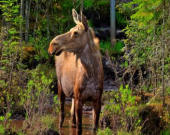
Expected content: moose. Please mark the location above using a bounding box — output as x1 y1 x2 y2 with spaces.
48 9 103 134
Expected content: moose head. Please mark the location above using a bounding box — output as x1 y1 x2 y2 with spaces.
48 9 89 56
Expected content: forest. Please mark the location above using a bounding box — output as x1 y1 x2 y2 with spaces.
0 0 170 135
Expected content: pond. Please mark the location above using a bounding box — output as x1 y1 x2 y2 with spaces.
9 103 95 135
56 103 94 135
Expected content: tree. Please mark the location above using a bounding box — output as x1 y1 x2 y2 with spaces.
0 0 24 127
25 0 31 43
80 0 84 13
19 0 24 42
110 0 116 47
123 0 170 106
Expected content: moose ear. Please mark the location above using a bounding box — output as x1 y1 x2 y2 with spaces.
81 12 88 31
72 9 81 24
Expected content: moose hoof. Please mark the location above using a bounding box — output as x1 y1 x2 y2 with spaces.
93 126 98 131
76 128 82 135
72 123 76 128
59 123 62 128
59 120 64 127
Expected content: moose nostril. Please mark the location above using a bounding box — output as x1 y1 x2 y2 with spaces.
48 39 59 55
51 51 56 55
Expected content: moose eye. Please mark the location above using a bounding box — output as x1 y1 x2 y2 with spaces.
74 31 79 36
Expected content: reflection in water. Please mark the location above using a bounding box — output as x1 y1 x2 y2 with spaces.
57 104 94 135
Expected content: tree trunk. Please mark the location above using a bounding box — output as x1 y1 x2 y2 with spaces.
80 0 83 13
110 0 116 47
162 0 165 107
73 0 75 8
46 0 52 39
33 0 39 39
25 0 31 44
19 0 24 42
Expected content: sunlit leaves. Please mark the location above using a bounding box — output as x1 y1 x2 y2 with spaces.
101 85 139 131
124 0 162 33
0 124 5 134
18 70 59 131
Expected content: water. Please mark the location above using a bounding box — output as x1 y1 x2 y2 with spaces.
9 103 95 135
56 104 94 135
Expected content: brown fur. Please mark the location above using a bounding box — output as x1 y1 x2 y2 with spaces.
48 9 103 134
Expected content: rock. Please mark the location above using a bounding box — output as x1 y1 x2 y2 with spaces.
83 105 93 111
45 129 59 135
94 28 126 40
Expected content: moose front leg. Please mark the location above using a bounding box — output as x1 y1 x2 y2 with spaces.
58 84 65 127
75 97 83 135
93 98 101 131
70 98 76 127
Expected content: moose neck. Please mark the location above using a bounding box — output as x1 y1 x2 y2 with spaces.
75 28 100 77
78 42 99 77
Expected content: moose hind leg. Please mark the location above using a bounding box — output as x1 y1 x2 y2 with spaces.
93 99 101 131
70 98 76 127
58 84 65 127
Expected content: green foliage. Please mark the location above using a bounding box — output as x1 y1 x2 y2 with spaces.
116 11 127 28
113 41 124 54
117 129 142 135
26 115 58 135
0 116 5 134
96 0 110 6
100 40 113 55
101 85 141 133
19 70 59 133
122 0 170 94
127 0 162 33
0 0 23 69
35 62 56 80
29 35 50 62
100 40 124 55
0 113 12 134
84 0 94 9
39 115 56 130
0 0 25 126
105 85 137 116
19 70 59 115
161 128 170 135
117 3 133 18
97 127 113 135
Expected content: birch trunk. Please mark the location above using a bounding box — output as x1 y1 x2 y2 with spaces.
110 0 116 47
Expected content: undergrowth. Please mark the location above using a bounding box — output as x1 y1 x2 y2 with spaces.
100 40 124 56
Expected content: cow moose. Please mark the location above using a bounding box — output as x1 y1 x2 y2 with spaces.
48 9 103 134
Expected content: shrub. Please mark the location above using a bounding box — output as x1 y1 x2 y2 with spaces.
97 127 113 135
19 70 59 134
29 35 50 63
100 85 141 134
